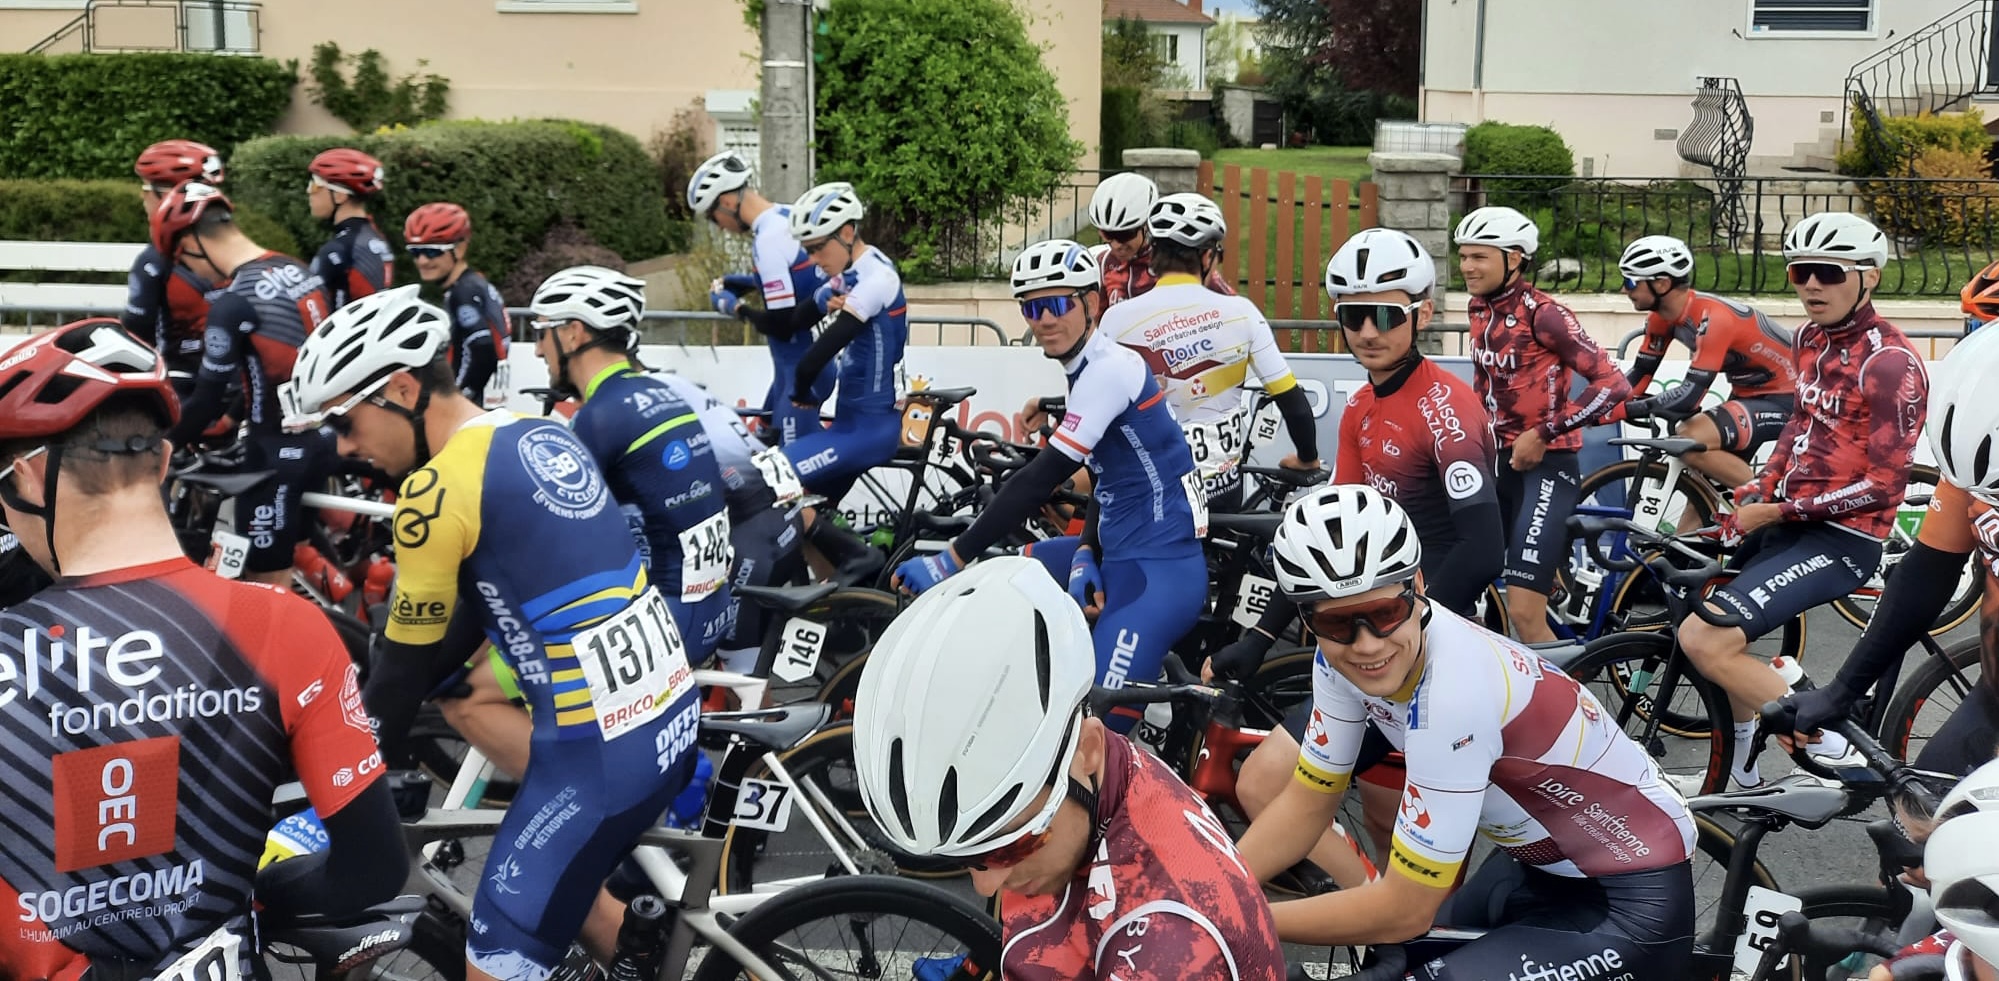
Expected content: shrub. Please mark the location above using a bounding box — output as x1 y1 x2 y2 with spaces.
228 119 676 288
0 53 295 180
499 222 627 304
1462 121 1575 208
306 42 449 132
0 179 299 283
1859 145 1999 246
815 0 1084 277
1164 120 1222 159
1838 108 1991 178
1100 87 1149 169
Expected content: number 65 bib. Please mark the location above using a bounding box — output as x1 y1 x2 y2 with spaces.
573 588 696 741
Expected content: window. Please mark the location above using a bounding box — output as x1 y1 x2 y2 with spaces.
496 0 638 13
1748 0 1871 34
1151 32 1179 62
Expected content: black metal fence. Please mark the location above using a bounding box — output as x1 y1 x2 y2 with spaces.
1454 173 1999 296
864 171 1104 282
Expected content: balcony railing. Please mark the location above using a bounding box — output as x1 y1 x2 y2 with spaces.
28 0 260 55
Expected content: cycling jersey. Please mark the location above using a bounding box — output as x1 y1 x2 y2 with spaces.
120 246 216 379
1919 481 1999 709
1627 291 1796 407
656 372 781 519
1746 303 1927 541
1467 281 1629 451
784 247 908 501
383 410 700 979
1297 606 1695 883
572 364 736 662
1099 247 1234 307
1098 273 1301 495
310 216 393 311
998 732 1285 980
750 206 835 443
0 524 49 607
0 558 382 980
444 270 510 409
169 252 329 444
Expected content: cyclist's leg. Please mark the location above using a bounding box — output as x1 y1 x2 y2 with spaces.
1500 449 1581 643
236 429 335 586
1092 553 1207 732
1913 681 1999 777
718 508 804 674
790 409 898 575
1428 859 1694 981
439 652 533 780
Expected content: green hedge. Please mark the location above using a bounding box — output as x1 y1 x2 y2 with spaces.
0 179 300 280
1463 121 1575 208
0 53 295 180
227 119 678 288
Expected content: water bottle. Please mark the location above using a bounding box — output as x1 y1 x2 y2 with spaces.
665 753 714 830
605 895 671 981
1771 656 1810 691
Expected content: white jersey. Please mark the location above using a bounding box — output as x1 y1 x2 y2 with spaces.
1296 607 1695 883
751 206 803 311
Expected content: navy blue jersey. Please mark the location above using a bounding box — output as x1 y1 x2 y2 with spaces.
821 247 909 413
656 372 779 519
170 253 329 444
1047 331 1204 562
309 217 393 311
120 245 216 372
443 271 509 407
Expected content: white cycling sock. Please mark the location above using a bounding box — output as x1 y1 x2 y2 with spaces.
1809 729 1852 760
1731 720 1762 788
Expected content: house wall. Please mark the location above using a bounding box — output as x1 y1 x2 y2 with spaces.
1152 21 1206 91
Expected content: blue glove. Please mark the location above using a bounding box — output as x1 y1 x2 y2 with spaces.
720 273 761 296
812 281 838 313
895 549 961 595
709 285 743 318
1067 547 1103 608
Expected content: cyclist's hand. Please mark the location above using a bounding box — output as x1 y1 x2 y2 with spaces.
719 273 761 296
1278 452 1322 473
1209 630 1275 682
1018 396 1050 437
1700 512 1747 548
892 548 961 596
708 282 743 318
1621 397 1653 422
1067 547 1105 610
1731 482 1766 505
1509 429 1548 470
812 281 837 313
1735 502 1783 534
1774 684 1857 753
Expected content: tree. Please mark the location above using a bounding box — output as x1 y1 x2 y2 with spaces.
1254 0 1420 144
1205 15 1259 89
1103 14 1167 91
815 0 1083 275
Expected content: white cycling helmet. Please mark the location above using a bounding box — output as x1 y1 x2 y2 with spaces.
1619 235 1695 281
1782 211 1889 269
1935 758 1999 822
1324 227 1435 298
790 182 866 242
1271 484 1424 603
1011 239 1100 297
1454 206 1540 257
853 556 1097 857
1927 323 1999 501
686 150 753 217
1148 192 1227 249
531 265 647 333
284 285 450 430
1926 810 1999 967
1089 173 1158 233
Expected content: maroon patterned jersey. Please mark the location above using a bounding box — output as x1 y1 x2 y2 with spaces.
1100 247 1235 308
998 734 1283 980
1335 357 1499 559
1751 304 1926 540
1467 282 1630 450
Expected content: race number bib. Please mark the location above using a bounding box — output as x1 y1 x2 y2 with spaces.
1251 401 1282 445
1230 574 1278 629
208 530 250 580
1733 886 1803 976
730 777 796 832
574 588 695 742
156 927 245 981
752 447 805 505
1182 470 1210 539
1182 404 1251 482
772 618 826 683
485 360 511 409
677 512 733 601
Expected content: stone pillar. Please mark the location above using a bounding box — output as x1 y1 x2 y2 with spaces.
1120 147 1203 193
1368 151 1461 354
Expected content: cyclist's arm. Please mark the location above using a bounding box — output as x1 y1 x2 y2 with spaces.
741 301 820 341
578 399 713 553
1424 387 1504 614
120 249 168 349
165 292 251 447
252 779 405 924
1823 490 1975 701
792 309 863 400
1643 368 1719 419
363 464 478 764
1529 303 1632 439
1091 909 1247 981
452 299 500 401
1333 397 1363 484
1238 659 1364 880
1243 306 1318 464
1625 349 1665 394
350 236 390 300
949 361 1132 560
1777 348 1925 522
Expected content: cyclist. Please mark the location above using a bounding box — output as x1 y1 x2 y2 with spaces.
0 318 404 980
856 556 1286 979
1235 484 1695 977
1097 192 1321 512
1920 811 1999 981
0 520 47 606
406 202 510 408
530 266 735 667
153 181 333 588
1207 228 1503 877
1685 211 1926 790
1617 234 1796 492
306 147 393 310
1088 172 1233 307
1779 315 1996 778
891 241 1207 734
126 139 226 386
686 150 834 444
1457 205 1631 643
285 287 701 980
779 181 907 579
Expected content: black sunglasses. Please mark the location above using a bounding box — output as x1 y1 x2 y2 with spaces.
1333 302 1420 332
407 244 454 258
1787 261 1859 286
1100 226 1141 245
1306 584 1420 644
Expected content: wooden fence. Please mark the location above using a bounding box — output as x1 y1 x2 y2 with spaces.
1198 160 1380 353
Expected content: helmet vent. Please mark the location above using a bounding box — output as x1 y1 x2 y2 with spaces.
937 767 960 844
1941 407 1959 472
963 783 1024 845
1978 434 1993 485
886 738 915 839
1033 612 1052 710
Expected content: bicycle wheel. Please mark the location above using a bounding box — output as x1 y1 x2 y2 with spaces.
1788 884 1904 981
1880 637 1983 765
690 875 1003 981
767 588 903 710
261 907 466 981
718 722 964 896
1567 631 1731 795
1576 457 1726 538
1238 648 1317 729
1832 464 1978 636
1602 570 1806 739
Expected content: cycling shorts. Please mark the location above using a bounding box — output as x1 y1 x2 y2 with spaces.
1703 395 1794 456
768 357 838 447
1407 853 1694 981
786 406 902 505
1915 682 1999 777
238 429 338 574
668 588 735 669
1496 449 1580 594
1024 536 1206 735
468 698 699 981
723 507 807 651
1705 522 1880 640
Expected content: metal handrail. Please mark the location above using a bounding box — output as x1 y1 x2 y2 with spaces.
26 0 261 55
1841 0 1993 171
1677 77 1754 243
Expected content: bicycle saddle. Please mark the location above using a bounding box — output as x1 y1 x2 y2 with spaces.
1609 436 1706 458
1686 774 1846 827
907 386 977 408
911 512 973 538
700 702 831 752
1209 512 1283 540
174 469 276 497
1526 640 1586 671
264 894 423 972
734 582 839 614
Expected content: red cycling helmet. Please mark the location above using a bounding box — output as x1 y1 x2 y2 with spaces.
309 147 386 196
135 139 224 188
1964 259 1999 323
404 203 471 245
149 182 232 257
0 319 180 442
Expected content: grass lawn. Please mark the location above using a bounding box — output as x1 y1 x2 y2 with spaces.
1211 146 1374 186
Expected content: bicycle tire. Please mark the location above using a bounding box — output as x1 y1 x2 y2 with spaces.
1576 457 1726 538
1831 464 1978 636
1787 884 1904 981
690 874 1003 981
718 721 963 896
1879 637 1983 765
1568 631 1732 796
1690 813 1780 954
766 588 903 710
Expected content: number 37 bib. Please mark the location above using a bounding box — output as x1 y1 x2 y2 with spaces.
573 588 696 741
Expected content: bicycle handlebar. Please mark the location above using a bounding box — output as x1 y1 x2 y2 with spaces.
1757 700 1947 813
1565 514 1746 629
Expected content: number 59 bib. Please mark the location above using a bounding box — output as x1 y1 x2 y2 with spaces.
573 588 696 741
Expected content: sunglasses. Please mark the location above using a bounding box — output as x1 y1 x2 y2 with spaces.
1786 261 1861 286
1019 293 1084 322
0 445 50 486
803 237 843 256
320 376 395 436
1333 301 1420 332
407 244 455 259
1100 226 1141 245
1306 583 1420 644
1620 276 1639 291
528 317 573 336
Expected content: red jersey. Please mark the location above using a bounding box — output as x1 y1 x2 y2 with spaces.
309 216 393 311
1100 247 1235 308
1336 356 1499 566
0 558 382 981
1750 304 1926 541
999 734 1283 980
1628 292 1796 408
1466 282 1630 451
